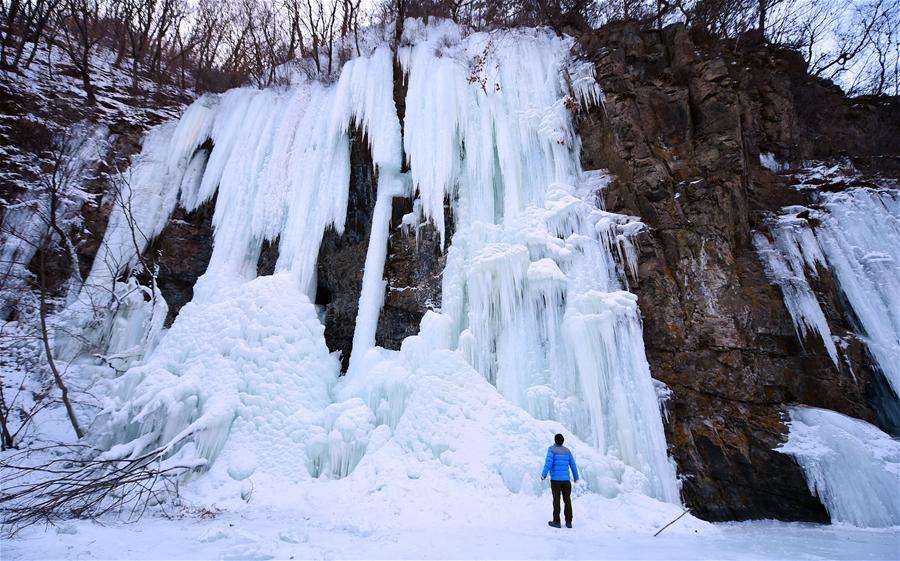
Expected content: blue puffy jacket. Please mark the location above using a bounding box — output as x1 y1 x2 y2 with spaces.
541 444 579 482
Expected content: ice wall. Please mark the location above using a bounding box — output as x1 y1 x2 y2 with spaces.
757 187 900 396
397 22 678 503
81 20 679 504
779 406 900 527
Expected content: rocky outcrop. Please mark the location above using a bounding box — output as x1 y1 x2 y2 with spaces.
375 201 445 350
578 23 898 521
141 196 216 326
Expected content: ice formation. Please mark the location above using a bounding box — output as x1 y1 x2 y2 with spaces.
756 187 900 396
779 406 900 527
71 20 679 506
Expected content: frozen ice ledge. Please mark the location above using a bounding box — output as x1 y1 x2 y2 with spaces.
779 406 900 528
63 20 683 507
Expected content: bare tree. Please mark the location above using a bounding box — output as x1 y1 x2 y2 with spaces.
0 0 60 70
54 0 106 105
0 443 195 534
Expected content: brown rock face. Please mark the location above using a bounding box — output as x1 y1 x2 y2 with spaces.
577 23 898 521
141 195 216 326
375 201 445 350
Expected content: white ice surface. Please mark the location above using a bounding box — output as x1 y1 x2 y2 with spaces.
779 406 900 528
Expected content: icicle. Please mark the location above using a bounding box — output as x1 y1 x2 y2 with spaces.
757 188 900 392
347 172 405 375
753 228 840 365
813 188 900 395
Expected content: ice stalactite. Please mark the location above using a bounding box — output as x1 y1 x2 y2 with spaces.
339 46 406 374
779 406 900 527
753 222 839 365
347 178 403 374
757 187 900 396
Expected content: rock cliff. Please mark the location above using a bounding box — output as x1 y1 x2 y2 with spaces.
577 23 899 521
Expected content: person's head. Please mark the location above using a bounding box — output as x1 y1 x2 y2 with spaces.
554 433 564 446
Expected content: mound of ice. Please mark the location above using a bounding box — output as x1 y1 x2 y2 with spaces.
779 406 900 528
94 273 340 479
333 312 655 499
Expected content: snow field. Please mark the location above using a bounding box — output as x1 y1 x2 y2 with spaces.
6 504 899 561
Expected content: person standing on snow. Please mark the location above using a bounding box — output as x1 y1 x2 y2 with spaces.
541 433 579 528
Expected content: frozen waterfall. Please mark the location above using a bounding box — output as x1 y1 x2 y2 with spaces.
756 185 900 397
74 20 679 505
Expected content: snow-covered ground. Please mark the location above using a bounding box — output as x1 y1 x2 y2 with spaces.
4 503 898 560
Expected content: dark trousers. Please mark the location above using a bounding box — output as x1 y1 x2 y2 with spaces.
550 480 573 524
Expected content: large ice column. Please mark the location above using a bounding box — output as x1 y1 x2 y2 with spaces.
272 82 351 296
337 46 406 373
348 174 403 374
563 291 680 503
401 23 679 503
779 406 900 527
757 188 900 395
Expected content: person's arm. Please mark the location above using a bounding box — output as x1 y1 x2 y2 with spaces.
541 448 553 479
569 453 579 482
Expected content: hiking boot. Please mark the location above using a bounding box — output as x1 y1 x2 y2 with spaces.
548 521 561 528
565 522 572 528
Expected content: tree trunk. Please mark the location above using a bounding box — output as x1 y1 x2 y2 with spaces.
758 0 767 41
38 240 84 440
0 386 14 450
